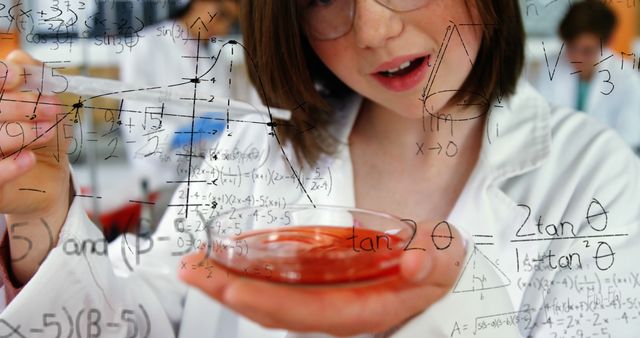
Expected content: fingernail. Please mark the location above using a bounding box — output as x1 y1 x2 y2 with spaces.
414 257 432 282
15 152 35 170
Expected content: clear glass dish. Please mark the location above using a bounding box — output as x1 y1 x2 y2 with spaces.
201 205 415 284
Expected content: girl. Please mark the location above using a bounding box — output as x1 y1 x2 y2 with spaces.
0 0 638 337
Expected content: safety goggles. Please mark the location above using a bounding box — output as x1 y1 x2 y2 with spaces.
298 0 431 40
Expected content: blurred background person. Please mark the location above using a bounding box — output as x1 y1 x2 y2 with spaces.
531 0 640 154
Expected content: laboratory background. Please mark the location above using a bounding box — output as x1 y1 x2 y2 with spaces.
0 0 638 336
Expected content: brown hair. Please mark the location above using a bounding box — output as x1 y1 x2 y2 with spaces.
240 0 524 166
559 0 617 43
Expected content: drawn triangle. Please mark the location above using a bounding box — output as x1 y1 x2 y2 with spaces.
452 245 511 293
421 23 489 121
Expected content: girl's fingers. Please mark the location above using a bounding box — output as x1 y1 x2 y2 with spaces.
6 50 41 66
0 92 62 122
400 221 466 286
178 251 239 299
0 121 57 155
400 246 433 283
1 50 41 91
181 255 449 336
0 151 35 186
0 61 23 90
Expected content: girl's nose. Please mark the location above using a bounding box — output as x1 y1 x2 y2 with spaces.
352 0 403 49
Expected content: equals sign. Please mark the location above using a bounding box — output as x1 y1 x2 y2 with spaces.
473 234 494 246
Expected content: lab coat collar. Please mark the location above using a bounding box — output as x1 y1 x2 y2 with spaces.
330 79 552 184
480 80 552 182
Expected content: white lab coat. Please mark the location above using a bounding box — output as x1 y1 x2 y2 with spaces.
0 81 638 337
531 49 640 151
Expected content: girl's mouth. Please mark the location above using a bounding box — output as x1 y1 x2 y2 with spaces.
378 56 427 77
372 55 431 92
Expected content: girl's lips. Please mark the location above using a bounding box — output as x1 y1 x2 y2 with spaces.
371 55 431 92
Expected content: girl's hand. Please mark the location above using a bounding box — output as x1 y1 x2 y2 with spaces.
179 220 466 336
0 50 71 283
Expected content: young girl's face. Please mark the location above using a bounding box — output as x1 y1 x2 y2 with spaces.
304 0 483 119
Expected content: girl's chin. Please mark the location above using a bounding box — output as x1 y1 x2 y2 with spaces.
395 110 426 120
392 102 441 119
365 93 444 119
363 99 427 119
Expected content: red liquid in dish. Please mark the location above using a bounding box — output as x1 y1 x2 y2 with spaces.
212 226 405 284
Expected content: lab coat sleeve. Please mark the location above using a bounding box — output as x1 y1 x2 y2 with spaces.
391 118 640 338
527 223 640 337
526 134 640 337
0 170 200 337
0 112 267 337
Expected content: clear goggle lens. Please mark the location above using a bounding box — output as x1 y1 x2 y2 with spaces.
299 0 431 40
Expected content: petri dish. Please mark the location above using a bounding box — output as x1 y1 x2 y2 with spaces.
201 205 415 284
